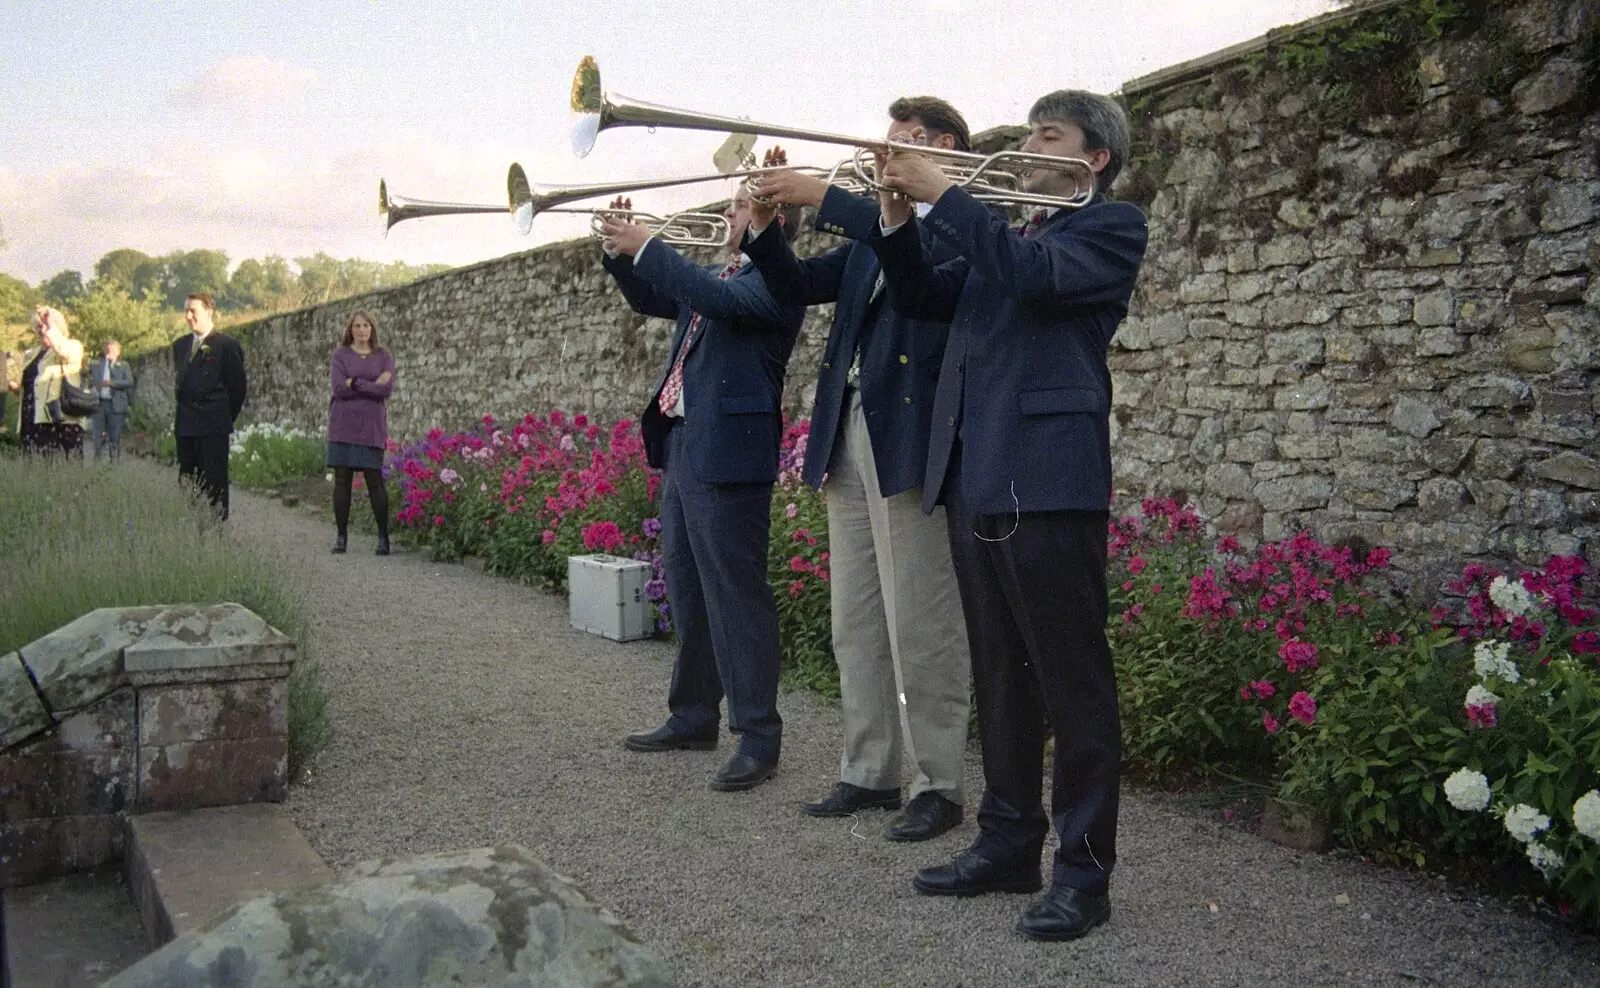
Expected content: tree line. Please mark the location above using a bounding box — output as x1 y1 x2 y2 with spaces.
0 248 451 358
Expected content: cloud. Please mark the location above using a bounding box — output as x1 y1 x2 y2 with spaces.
170 55 318 113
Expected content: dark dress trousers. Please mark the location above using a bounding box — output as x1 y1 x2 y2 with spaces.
871 188 1149 893
743 187 955 496
171 332 248 519
602 241 805 763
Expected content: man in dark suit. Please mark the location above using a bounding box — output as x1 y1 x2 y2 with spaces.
870 91 1148 941
600 188 806 792
88 339 135 461
171 292 247 519
739 98 973 842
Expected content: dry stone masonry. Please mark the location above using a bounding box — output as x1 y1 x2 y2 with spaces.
133 0 1598 595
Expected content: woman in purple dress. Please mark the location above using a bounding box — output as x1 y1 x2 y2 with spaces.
327 310 395 555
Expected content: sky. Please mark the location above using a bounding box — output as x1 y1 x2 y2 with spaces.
0 0 1338 285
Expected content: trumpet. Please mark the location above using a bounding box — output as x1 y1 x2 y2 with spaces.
378 179 505 237
377 176 729 247
569 56 1095 209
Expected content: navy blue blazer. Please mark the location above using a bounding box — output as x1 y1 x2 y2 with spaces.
602 242 805 485
870 187 1148 516
744 187 955 498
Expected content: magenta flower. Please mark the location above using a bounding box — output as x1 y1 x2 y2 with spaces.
1262 712 1281 735
1250 680 1277 699
541 530 556 544
1288 691 1317 725
1129 556 1147 575
1279 638 1319 674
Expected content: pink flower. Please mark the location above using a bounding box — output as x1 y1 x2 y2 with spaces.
1574 631 1599 655
573 413 588 427
1129 556 1147 575
1251 680 1277 699
785 502 799 519
433 515 445 527
542 530 556 544
1122 581 1134 592
1466 704 1497 729
1279 638 1319 674
1288 691 1317 725
1239 685 1252 700
1218 536 1240 553
790 556 810 573
788 580 805 598
1365 547 1392 569
1151 583 1162 595
1262 712 1281 734
581 521 625 552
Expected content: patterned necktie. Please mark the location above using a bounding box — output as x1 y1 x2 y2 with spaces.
1021 208 1049 237
658 258 741 414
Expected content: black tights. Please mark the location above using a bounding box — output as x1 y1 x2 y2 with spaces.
333 467 389 538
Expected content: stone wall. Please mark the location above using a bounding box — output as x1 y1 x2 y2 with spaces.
1109 0 1597 587
133 0 1599 587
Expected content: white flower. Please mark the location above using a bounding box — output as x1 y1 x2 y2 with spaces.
1575 791 1600 843
1465 684 1500 708
1503 804 1551 844
1488 575 1536 617
1443 768 1492 812
229 444 244 455
1526 841 1564 878
1472 640 1521 684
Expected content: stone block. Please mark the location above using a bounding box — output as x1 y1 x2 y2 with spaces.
1205 463 1255 501
1512 57 1585 115
1452 376 1533 410
1540 182 1599 232
1274 379 1330 411
1390 397 1442 439
1276 435 1341 460
0 814 125 889
1466 478 1517 519
138 679 287 747
1227 273 1271 303
108 845 672 988
1471 440 1525 480
1412 290 1455 327
1264 296 1335 327
1336 464 1416 511
1259 235 1312 268
136 737 288 813
125 804 334 944
0 689 136 820
1411 245 1463 267
1 651 49 748
1113 316 1151 350
1254 475 1333 512
1532 451 1600 490
1148 312 1190 347
1417 327 1465 356
1264 329 1326 366
1524 231 1592 278
1226 431 1279 464
1417 478 1468 521
1420 436 1474 474
1511 489 1568 527
1178 273 1228 304
16 606 165 714
122 603 295 675
1217 501 1264 538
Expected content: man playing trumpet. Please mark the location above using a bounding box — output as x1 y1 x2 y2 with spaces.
865 91 1148 941
599 188 805 793
741 98 975 844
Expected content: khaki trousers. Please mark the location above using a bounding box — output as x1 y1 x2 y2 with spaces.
826 389 971 801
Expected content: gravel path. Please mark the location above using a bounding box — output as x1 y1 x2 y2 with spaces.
232 490 1600 987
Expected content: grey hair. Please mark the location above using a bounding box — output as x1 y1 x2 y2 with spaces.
1028 90 1131 193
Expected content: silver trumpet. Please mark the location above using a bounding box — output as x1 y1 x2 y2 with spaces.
569 56 1096 209
378 174 730 247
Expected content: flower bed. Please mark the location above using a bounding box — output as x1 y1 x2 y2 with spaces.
1111 497 1598 924
385 411 1599 925
384 412 836 692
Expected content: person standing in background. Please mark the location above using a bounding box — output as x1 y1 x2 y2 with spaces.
1 349 13 433
327 310 395 556
88 339 134 462
172 293 247 519
18 306 86 456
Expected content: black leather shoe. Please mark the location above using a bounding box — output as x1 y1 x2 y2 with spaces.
710 753 776 792
374 536 390 556
331 535 347 554
801 782 902 817
623 724 717 752
912 846 1042 897
886 791 964 842
1017 884 1111 942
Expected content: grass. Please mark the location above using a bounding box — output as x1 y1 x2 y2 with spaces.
0 453 332 777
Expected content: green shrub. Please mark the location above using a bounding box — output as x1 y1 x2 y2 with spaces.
229 422 325 490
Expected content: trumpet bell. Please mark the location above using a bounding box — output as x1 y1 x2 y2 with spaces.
508 163 536 235
570 56 604 157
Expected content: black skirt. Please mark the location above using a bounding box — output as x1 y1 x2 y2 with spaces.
326 441 385 470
